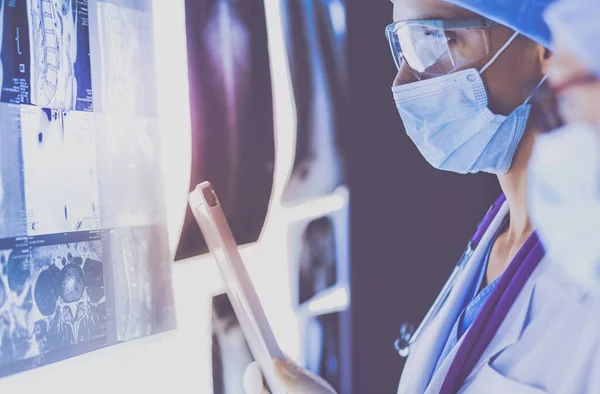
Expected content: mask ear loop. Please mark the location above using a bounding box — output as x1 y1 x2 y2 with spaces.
524 74 550 105
479 31 520 75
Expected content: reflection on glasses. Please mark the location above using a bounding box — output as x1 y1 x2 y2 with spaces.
385 18 497 80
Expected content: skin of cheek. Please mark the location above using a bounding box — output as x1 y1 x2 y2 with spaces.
480 30 546 117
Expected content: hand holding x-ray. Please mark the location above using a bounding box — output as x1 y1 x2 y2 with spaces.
243 358 338 394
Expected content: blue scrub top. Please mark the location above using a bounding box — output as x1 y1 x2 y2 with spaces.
434 219 508 372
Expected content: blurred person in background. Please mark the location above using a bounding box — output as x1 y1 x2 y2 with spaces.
528 0 600 296
245 0 600 393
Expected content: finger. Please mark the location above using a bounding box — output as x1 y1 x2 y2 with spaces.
274 358 337 394
243 362 269 394
273 358 300 386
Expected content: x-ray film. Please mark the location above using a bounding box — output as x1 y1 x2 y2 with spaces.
0 0 176 379
0 232 109 378
0 0 93 111
176 0 275 260
20 106 100 236
89 0 157 116
103 226 175 343
212 293 267 394
0 104 26 239
288 198 350 309
98 0 150 11
282 0 348 204
304 313 341 393
95 115 165 228
297 217 338 305
0 241 33 370
29 234 106 353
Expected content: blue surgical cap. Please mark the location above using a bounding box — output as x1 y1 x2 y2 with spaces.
443 0 557 48
545 0 600 77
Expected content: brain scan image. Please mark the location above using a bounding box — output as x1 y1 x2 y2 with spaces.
89 1 157 116
0 247 34 368
95 115 165 229
104 226 175 343
30 241 106 354
0 104 26 239
20 106 100 236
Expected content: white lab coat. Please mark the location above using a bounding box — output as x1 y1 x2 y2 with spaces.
398 200 600 393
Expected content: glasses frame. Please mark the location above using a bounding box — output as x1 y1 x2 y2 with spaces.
385 18 499 71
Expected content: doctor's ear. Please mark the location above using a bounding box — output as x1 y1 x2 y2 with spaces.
541 48 553 74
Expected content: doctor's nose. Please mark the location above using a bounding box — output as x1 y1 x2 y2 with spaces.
393 60 418 87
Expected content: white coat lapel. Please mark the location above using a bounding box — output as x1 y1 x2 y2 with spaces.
398 202 510 394
428 281 535 393
463 262 540 384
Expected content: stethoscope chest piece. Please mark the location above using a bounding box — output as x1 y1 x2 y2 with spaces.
393 242 475 359
394 323 416 358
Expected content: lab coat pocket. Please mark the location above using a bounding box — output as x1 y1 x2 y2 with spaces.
459 361 547 394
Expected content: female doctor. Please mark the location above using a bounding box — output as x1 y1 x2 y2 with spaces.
245 0 600 393
528 0 600 297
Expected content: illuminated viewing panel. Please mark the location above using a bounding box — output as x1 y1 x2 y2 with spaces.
0 0 176 378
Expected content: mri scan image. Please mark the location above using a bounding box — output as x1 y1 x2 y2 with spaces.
177 0 275 260
0 234 107 376
95 115 165 229
0 104 26 239
0 0 31 105
30 238 106 354
89 0 157 116
282 0 348 204
103 226 175 343
0 0 93 111
0 244 33 369
20 106 100 236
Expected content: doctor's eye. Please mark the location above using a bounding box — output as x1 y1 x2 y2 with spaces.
444 31 457 44
423 28 446 41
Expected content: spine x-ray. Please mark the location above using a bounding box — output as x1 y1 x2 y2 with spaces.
0 0 93 111
0 0 176 379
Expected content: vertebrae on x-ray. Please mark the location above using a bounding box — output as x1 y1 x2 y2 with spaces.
29 0 78 109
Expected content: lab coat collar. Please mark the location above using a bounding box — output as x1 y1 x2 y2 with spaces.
398 199 510 394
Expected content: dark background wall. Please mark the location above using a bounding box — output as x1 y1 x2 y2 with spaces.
344 2 502 393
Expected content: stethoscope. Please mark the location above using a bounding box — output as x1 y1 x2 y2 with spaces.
394 241 475 358
393 194 508 358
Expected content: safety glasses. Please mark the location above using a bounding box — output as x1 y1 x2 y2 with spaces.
385 18 498 80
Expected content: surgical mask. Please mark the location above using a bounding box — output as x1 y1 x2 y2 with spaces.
528 123 600 295
392 32 542 175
